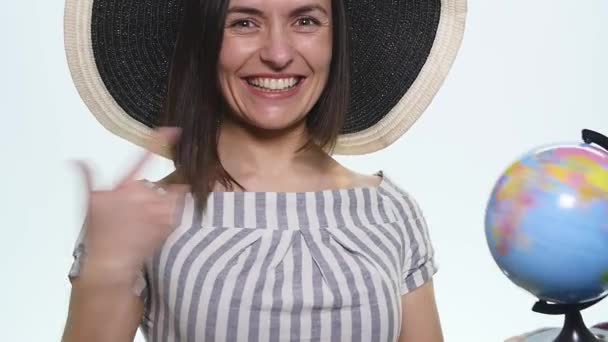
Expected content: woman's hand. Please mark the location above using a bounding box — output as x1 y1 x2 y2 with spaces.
62 127 188 342
75 127 188 280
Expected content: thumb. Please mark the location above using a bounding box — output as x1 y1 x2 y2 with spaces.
72 160 94 192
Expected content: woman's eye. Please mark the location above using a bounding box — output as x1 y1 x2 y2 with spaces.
230 19 256 29
296 17 320 26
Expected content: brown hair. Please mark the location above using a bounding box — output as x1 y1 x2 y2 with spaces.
161 0 351 212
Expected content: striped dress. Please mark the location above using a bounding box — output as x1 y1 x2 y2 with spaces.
69 172 437 342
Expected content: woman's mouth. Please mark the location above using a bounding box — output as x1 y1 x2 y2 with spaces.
241 76 306 100
245 76 304 92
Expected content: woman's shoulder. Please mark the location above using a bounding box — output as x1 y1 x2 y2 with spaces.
330 166 425 222
373 171 427 223
325 160 381 189
342 170 384 189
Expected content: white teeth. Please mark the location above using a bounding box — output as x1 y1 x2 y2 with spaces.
247 77 300 91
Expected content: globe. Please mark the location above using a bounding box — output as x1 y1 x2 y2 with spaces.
485 141 608 305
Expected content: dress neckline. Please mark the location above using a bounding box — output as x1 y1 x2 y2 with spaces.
207 170 386 196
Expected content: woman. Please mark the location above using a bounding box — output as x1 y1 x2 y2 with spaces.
61 0 466 341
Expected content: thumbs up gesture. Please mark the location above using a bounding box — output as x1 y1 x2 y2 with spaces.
74 127 188 279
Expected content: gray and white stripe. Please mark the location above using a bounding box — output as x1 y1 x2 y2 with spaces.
69 172 437 342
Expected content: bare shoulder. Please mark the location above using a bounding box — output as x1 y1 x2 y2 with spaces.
350 172 383 188
330 163 382 189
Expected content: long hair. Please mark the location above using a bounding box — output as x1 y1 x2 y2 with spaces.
161 0 351 212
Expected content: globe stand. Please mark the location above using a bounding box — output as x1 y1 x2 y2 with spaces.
531 295 607 342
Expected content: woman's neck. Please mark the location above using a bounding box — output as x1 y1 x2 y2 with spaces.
217 118 335 190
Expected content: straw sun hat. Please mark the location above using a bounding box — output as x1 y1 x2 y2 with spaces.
64 0 466 157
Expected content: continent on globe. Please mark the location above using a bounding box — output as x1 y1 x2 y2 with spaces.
485 139 608 305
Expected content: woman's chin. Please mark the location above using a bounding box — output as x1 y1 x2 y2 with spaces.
243 114 306 133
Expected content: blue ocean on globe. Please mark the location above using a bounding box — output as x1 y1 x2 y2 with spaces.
485 143 608 304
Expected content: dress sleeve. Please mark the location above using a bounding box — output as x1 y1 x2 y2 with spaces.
68 220 149 300
379 175 438 295
398 197 437 295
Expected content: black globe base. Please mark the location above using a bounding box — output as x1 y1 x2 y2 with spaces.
532 295 607 342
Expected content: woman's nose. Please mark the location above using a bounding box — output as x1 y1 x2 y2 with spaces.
259 28 294 71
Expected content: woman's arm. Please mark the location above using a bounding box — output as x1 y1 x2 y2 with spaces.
61 263 144 342
398 280 444 342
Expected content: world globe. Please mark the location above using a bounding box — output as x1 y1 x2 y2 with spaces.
485 137 608 305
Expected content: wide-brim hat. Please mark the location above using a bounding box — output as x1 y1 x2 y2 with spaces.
64 0 466 157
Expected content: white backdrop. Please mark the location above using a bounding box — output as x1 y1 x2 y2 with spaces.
1 0 606 341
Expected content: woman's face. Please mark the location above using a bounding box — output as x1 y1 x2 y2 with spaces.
218 0 333 131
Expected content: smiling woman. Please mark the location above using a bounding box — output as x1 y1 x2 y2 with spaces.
159 0 351 205
219 1 334 130
61 0 466 341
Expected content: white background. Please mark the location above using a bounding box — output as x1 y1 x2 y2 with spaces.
1 0 606 341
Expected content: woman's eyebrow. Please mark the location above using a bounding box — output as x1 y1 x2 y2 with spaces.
291 4 328 17
226 4 328 17
226 6 263 16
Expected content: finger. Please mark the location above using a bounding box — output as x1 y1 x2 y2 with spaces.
166 184 190 213
117 150 154 187
118 127 182 186
166 184 191 196
72 160 94 192
159 185 190 224
145 203 180 227
148 126 182 155
137 181 182 200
